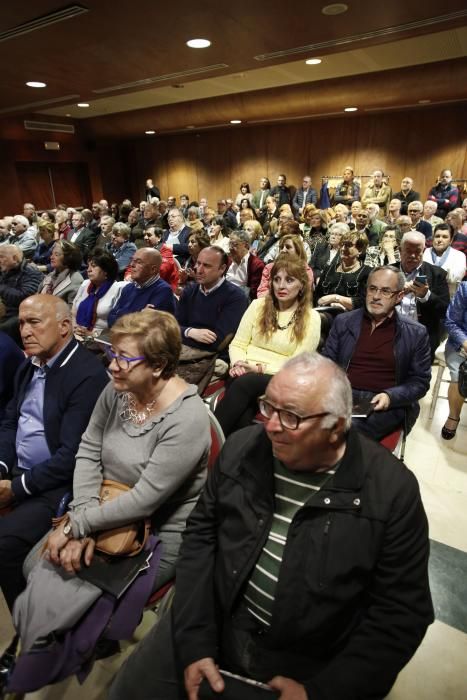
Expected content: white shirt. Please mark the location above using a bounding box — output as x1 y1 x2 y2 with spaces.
226 253 249 288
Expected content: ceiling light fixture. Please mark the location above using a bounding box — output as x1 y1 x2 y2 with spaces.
186 38 211 49
418 99 431 104
344 107 358 112
230 120 242 124
26 81 46 88
305 58 322 65
322 3 348 15
77 102 89 107
145 130 155 135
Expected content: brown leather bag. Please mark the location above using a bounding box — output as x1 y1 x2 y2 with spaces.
94 479 150 557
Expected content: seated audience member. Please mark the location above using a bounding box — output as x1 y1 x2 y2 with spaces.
332 203 350 224
422 200 444 231
0 218 12 243
94 215 115 249
396 232 450 360
361 169 392 216
23 202 38 231
176 246 248 356
238 207 256 229
11 310 210 672
226 230 265 300
69 211 97 260
423 223 466 296
142 202 160 230
0 246 43 339
38 240 83 306
234 182 254 208
72 250 128 339
383 198 402 225
0 331 25 421
186 205 202 229
292 175 318 216
108 222 137 277
324 266 431 440
203 207 216 229
393 177 420 214
349 199 362 228
216 199 237 231
251 177 271 218
310 222 348 283
262 218 310 264
244 218 265 251
110 352 433 700
178 231 211 294
162 208 192 264
55 209 72 241
0 295 108 610
407 201 432 240
215 255 321 436
441 282 467 439
8 215 37 258
300 204 327 243
269 173 291 207
127 207 144 245
364 225 402 268
446 208 467 259
179 194 190 218
396 214 412 236
31 221 56 273
258 234 314 297
208 215 231 253
365 203 387 243
142 226 179 291
333 166 360 207
428 169 459 219
314 231 371 310
108 248 175 327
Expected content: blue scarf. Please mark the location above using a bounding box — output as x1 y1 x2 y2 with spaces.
430 246 451 269
76 281 113 330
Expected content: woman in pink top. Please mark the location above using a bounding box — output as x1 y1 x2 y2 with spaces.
257 234 314 297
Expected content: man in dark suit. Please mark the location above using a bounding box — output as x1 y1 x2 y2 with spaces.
269 174 291 208
397 232 450 359
162 208 192 264
226 230 265 300
0 295 109 609
69 211 98 260
393 177 420 215
292 175 318 217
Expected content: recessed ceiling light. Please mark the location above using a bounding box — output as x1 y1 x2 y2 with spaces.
186 125 195 129
145 130 155 135
26 81 46 88
305 58 322 65
66 113 71 117
322 3 348 15
186 38 211 49
418 99 431 104
344 107 358 112
230 120 242 124
77 102 89 108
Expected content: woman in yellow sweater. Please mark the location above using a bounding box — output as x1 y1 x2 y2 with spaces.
215 254 321 436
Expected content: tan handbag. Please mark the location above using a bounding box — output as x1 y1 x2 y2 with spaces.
94 479 151 557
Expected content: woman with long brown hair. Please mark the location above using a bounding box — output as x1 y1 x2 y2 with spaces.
215 254 321 436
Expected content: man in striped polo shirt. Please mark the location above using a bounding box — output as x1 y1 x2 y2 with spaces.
110 353 433 700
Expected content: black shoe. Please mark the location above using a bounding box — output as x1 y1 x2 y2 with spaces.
441 417 460 440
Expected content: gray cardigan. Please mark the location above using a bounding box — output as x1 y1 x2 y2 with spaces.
68 383 210 575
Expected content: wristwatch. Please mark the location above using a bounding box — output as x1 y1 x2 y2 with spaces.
63 519 73 538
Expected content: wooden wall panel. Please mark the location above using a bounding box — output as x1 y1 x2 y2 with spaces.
228 126 269 201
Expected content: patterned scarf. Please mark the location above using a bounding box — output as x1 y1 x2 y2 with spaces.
76 280 113 330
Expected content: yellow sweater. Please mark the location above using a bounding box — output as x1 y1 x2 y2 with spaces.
229 298 321 375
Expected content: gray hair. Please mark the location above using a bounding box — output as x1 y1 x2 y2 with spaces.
101 215 116 227
232 230 251 245
368 265 406 291
329 222 350 237
13 214 29 227
401 231 426 249
0 244 23 261
282 352 353 431
112 222 130 239
407 200 423 212
188 206 200 218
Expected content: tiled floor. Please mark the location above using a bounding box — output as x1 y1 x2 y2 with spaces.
1 366 466 699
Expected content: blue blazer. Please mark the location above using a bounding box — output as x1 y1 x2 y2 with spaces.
0 339 109 501
162 226 192 263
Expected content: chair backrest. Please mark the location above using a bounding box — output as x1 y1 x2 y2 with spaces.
206 408 225 471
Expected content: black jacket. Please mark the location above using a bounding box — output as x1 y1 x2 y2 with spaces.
0 261 43 318
174 425 433 700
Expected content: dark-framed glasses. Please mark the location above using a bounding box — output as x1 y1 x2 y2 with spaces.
258 396 329 431
367 285 399 299
104 347 146 371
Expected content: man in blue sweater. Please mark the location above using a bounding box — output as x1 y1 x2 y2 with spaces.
176 246 248 355
108 248 175 327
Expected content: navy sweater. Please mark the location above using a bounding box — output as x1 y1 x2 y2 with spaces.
176 280 248 352
108 278 176 327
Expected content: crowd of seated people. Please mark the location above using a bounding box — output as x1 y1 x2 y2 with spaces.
0 166 465 695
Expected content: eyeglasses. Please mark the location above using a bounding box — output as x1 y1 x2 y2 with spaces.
104 347 146 371
258 396 329 431
367 285 399 298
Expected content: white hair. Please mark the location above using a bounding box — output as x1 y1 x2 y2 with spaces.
13 214 29 227
401 231 426 249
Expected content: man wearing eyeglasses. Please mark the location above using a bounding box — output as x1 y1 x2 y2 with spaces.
110 351 432 700
323 265 431 440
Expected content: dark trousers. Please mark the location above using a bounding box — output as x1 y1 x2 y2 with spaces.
351 389 407 442
0 482 68 610
214 373 272 437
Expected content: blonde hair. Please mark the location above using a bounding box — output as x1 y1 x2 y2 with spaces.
279 234 307 261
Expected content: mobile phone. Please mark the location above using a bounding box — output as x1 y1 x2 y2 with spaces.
219 669 274 691
414 274 427 286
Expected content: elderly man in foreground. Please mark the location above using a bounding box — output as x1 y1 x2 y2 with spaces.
0 295 109 609
110 352 433 700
